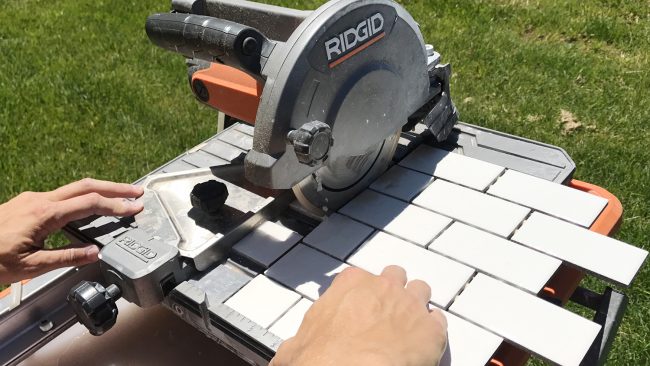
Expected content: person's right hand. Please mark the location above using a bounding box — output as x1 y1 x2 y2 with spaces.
270 265 448 366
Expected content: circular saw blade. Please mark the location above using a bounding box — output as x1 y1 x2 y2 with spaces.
293 131 400 215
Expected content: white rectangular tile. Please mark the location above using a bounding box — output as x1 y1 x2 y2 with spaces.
370 165 434 202
235 123 255 136
232 221 302 267
269 298 313 340
348 232 474 307
201 139 246 161
303 213 374 260
340 190 452 247
266 244 349 300
430 223 561 293
413 180 530 237
162 159 196 173
224 275 301 328
512 212 648 287
450 274 601 366
218 129 253 150
440 310 503 366
182 150 228 168
488 170 608 227
399 145 505 190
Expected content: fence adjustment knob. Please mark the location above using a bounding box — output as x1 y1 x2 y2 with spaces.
67 281 121 336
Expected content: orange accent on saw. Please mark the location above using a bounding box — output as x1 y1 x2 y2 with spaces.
489 179 623 366
192 63 263 124
328 32 385 69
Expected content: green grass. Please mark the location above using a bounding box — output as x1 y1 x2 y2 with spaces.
1 0 648 364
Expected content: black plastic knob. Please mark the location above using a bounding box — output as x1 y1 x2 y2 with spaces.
67 281 121 336
287 121 333 166
190 180 229 216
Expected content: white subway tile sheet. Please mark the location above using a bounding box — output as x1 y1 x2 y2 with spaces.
370 165 434 202
269 298 313 341
488 170 608 227
266 244 349 300
450 274 601 366
512 212 648 287
303 213 374 260
414 180 530 237
440 311 503 366
430 223 561 293
348 232 474 307
339 190 452 247
232 221 302 267
399 145 505 191
224 275 301 328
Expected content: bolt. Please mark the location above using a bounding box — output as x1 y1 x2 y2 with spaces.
242 37 258 56
39 319 54 333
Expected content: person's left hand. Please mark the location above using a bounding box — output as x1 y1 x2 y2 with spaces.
0 178 144 284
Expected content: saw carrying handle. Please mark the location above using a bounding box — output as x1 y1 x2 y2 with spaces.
146 13 274 78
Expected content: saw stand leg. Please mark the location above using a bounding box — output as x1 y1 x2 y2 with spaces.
569 286 628 366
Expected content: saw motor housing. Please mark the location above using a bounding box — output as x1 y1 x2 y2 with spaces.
146 0 458 205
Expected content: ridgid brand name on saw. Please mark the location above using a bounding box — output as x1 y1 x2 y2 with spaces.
324 13 384 67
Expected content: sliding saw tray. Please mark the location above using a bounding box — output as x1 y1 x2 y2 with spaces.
1 121 645 366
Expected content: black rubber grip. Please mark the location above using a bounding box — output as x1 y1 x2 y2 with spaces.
146 13 269 76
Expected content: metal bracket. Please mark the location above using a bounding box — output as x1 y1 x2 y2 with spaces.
0 264 102 366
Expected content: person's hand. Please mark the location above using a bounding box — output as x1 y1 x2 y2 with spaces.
271 265 448 366
0 178 144 284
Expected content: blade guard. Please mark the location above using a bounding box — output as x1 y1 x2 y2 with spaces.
146 0 434 191
245 0 432 189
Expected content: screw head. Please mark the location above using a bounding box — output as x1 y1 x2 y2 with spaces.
39 319 54 333
242 37 258 56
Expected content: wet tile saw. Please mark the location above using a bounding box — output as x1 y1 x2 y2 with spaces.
1 0 645 365
67 0 459 311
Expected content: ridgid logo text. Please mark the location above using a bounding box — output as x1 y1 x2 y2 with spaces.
115 235 157 262
324 13 385 68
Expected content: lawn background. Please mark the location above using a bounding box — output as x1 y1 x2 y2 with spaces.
1 0 648 364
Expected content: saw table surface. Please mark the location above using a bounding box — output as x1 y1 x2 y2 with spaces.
9 122 645 366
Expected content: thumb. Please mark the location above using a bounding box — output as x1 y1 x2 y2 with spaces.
26 245 100 277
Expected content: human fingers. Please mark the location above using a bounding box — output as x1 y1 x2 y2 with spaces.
328 266 369 292
380 265 408 286
46 193 143 230
47 178 143 201
405 279 431 305
430 308 449 358
430 307 448 330
20 245 99 278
